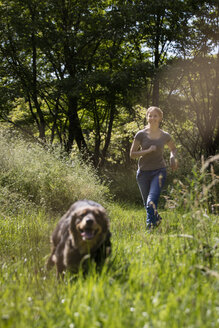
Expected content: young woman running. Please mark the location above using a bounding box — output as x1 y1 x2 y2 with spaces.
130 106 178 230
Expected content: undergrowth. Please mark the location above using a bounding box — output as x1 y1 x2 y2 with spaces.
0 205 218 328
0 129 109 214
0 131 218 327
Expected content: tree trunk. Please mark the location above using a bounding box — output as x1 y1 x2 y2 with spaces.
66 96 88 154
152 74 159 106
99 92 116 167
31 23 46 140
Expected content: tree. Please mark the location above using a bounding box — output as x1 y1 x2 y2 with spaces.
129 0 196 106
0 0 48 139
163 1 219 159
0 0 217 166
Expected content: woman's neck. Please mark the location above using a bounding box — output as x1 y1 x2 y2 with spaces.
147 124 160 132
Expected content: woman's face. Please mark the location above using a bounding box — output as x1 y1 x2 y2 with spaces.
147 109 162 125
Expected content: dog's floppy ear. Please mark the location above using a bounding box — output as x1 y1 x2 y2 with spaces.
69 210 81 232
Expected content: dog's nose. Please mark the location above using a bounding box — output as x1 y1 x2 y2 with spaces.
85 217 94 226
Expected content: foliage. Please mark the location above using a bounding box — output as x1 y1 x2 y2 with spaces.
165 156 219 214
0 0 148 162
162 54 219 159
0 128 109 214
0 203 218 328
0 0 218 166
0 129 219 327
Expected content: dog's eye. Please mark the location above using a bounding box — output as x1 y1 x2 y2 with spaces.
75 218 82 225
95 210 104 220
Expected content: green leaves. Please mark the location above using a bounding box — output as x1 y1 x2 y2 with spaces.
0 0 218 164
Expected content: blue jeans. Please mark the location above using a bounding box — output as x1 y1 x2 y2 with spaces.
136 168 167 228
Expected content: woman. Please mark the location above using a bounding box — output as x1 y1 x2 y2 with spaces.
130 106 177 230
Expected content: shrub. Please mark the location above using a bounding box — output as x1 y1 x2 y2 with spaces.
165 156 219 213
0 129 109 214
105 168 142 205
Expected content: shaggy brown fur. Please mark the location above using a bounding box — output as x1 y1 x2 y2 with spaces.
47 199 111 277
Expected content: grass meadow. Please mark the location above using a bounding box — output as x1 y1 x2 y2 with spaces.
0 130 219 327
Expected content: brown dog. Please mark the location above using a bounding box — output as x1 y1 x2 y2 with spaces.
47 199 111 277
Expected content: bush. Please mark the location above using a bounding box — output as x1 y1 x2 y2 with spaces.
0 129 109 214
165 157 219 214
104 168 142 205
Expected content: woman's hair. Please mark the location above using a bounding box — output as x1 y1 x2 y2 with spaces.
146 106 163 120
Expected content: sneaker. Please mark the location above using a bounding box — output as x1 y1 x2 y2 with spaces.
155 213 162 227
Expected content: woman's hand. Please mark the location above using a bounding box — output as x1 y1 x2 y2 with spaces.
170 155 178 170
148 145 157 152
130 139 157 159
167 139 178 170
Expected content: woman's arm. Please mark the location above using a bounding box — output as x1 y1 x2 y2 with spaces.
130 138 156 159
167 139 178 170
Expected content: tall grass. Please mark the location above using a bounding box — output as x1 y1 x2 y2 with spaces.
0 131 218 327
165 156 219 214
0 129 109 214
0 205 218 328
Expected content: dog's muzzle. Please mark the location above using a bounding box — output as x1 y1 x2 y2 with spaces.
78 216 100 241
